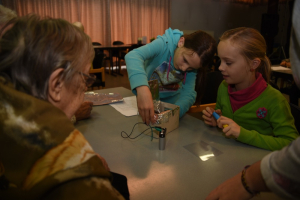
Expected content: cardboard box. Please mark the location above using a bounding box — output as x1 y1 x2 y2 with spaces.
148 79 179 134
154 101 180 134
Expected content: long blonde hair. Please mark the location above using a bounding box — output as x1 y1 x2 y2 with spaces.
220 27 271 83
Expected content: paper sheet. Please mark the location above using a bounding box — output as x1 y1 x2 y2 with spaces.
109 96 138 116
271 65 291 71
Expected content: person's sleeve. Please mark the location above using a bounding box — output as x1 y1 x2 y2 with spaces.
237 99 299 151
174 71 197 118
260 137 300 199
20 130 124 200
125 38 166 95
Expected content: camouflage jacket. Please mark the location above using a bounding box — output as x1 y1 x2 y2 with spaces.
0 77 124 200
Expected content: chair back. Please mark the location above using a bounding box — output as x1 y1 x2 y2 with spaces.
289 103 300 133
113 41 124 45
92 42 101 46
112 41 124 57
92 42 104 55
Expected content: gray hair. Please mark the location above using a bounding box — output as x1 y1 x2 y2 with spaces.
0 5 17 28
0 14 94 100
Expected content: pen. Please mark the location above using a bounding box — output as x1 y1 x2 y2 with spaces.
212 112 228 128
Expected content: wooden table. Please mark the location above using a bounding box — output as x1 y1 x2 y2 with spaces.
76 87 283 200
271 65 293 89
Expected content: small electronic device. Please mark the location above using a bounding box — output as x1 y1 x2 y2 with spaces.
158 127 166 150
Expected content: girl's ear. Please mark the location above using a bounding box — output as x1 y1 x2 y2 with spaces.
177 37 185 47
47 68 65 103
251 58 261 70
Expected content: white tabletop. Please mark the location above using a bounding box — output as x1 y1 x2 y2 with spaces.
76 87 283 200
271 65 292 75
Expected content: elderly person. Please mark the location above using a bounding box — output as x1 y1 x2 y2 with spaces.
0 15 125 199
0 5 92 123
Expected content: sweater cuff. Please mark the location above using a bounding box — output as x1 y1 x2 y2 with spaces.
237 127 251 142
260 153 293 199
130 74 149 95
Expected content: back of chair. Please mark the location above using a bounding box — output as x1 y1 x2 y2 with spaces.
92 42 105 55
112 41 125 58
289 103 300 133
113 41 124 45
92 42 101 46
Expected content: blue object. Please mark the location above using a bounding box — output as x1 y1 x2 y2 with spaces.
212 112 228 128
212 112 220 120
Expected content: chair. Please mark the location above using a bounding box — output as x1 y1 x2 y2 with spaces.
92 42 101 46
188 103 216 113
112 41 127 74
91 42 106 89
89 68 105 89
289 103 300 133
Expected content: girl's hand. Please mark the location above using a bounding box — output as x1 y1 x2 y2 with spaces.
136 86 155 125
217 116 241 138
202 108 222 127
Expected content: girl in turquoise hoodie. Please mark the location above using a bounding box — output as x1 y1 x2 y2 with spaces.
125 28 216 125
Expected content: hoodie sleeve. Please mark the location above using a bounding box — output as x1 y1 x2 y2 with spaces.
260 137 300 199
125 38 167 95
174 71 197 118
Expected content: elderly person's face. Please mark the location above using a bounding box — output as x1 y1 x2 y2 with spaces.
47 62 92 119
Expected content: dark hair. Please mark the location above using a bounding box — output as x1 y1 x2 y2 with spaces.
219 27 271 83
183 30 217 104
0 14 94 100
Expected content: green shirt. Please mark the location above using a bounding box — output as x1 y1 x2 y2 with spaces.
216 81 299 151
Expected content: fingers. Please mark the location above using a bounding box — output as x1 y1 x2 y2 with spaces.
215 109 222 116
138 106 154 125
150 108 155 125
202 107 217 126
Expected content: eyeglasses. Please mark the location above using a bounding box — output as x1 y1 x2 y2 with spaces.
79 72 96 87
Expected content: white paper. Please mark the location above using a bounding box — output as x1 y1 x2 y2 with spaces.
271 65 291 71
109 96 138 116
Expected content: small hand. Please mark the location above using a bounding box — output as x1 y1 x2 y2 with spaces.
205 172 252 200
202 107 222 127
217 116 241 138
136 86 155 125
75 101 93 121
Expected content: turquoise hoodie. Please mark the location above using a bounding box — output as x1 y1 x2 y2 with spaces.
125 28 197 118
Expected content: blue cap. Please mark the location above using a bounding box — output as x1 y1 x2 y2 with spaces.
212 112 220 120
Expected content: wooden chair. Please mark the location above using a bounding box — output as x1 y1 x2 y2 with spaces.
188 103 216 113
89 68 105 90
112 41 128 74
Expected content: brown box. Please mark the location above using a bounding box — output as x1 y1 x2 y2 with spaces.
154 101 180 134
